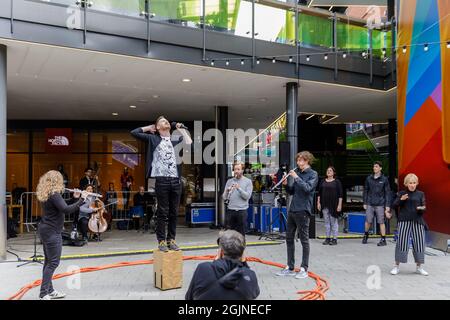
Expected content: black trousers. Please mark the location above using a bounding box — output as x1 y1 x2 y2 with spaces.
155 177 181 242
38 223 62 298
77 217 89 239
226 209 247 237
286 211 310 271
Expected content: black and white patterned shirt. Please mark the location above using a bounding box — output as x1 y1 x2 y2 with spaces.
151 136 178 177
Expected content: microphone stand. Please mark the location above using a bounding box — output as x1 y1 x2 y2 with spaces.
17 222 43 267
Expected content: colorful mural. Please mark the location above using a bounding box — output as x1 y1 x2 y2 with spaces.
397 0 450 236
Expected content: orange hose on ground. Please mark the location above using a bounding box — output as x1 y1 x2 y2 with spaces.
6 255 329 301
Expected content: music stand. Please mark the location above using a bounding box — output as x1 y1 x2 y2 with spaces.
17 222 43 267
259 193 288 241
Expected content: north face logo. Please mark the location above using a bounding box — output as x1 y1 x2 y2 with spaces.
48 136 70 146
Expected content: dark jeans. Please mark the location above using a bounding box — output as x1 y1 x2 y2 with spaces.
286 211 310 271
155 177 181 242
77 217 89 239
226 209 247 237
38 223 62 298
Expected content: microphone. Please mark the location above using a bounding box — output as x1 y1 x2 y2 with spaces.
171 122 188 130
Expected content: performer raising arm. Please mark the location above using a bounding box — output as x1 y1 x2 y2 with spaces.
131 116 192 252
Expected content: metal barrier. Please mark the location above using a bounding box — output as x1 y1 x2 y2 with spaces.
17 191 157 232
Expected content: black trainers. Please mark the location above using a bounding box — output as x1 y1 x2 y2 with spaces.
158 240 169 252
377 238 387 246
362 234 369 244
330 238 337 245
322 238 331 245
168 240 180 251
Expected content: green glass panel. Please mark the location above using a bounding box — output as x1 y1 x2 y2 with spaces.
298 14 332 48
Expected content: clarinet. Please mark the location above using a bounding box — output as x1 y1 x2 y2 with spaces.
224 174 237 206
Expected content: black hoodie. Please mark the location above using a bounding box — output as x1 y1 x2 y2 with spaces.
185 258 260 300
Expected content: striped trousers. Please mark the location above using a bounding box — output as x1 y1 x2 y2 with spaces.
395 220 426 264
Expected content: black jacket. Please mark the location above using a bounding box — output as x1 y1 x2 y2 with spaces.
41 193 83 232
185 258 260 300
130 126 183 179
286 167 319 214
363 174 391 207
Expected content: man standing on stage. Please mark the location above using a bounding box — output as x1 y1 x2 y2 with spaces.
277 151 318 279
131 116 192 252
222 161 253 238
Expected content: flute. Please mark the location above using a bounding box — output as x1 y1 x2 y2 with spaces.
65 188 103 198
270 167 299 192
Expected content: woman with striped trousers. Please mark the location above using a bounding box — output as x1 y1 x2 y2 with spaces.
390 173 428 276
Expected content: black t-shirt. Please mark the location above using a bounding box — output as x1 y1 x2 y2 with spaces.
393 190 426 224
318 179 343 217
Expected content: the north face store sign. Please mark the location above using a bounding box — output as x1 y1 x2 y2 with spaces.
45 128 72 153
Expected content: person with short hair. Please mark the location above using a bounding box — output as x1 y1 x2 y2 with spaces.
362 161 392 246
222 161 253 237
79 167 94 191
185 230 260 300
390 174 428 276
131 116 192 252
277 151 318 279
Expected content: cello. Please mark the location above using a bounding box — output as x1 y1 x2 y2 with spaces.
88 198 108 235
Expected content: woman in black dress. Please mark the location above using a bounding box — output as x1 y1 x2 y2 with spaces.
317 166 343 245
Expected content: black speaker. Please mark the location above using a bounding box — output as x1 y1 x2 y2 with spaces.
279 141 290 167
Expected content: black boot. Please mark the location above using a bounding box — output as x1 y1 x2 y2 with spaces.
322 238 331 245
330 238 337 245
362 232 369 244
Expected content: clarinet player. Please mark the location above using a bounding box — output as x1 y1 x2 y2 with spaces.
222 161 253 238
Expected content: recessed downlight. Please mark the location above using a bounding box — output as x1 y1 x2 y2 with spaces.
182 78 191 82
129 105 137 109
112 112 119 116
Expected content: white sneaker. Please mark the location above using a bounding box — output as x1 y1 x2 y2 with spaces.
416 267 429 276
390 266 400 275
48 290 66 299
275 266 296 277
39 295 51 300
295 267 308 279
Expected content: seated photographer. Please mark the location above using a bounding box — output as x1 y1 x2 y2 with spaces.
185 230 260 300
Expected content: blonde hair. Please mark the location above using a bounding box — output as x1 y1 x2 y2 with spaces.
36 170 65 202
403 173 419 186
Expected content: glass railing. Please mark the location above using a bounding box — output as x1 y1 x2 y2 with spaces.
9 0 392 59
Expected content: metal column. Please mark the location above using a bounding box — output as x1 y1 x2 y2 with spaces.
286 82 298 171
388 118 397 190
215 106 228 227
0 45 7 260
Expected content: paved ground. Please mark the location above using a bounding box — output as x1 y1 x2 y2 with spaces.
1 220 450 300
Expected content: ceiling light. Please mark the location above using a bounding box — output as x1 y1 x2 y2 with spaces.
382 48 386 55
424 43 429 51
447 41 450 49
402 46 407 53
256 59 260 65
306 114 315 120
225 60 230 66
324 54 328 60
362 51 367 57
306 55 310 62
289 56 293 63
241 59 245 65
272 57 276 63
342 52 347 58
182 78 191 82
260 98 267 102
210 60 215 66
129 105 137 109
112 112 119 116
152 95 160 99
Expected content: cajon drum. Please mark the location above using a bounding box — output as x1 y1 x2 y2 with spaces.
153 249 183 290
